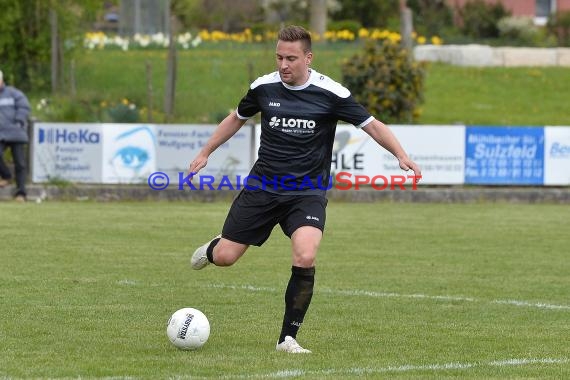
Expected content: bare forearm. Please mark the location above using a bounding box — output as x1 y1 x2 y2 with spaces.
362 119 422 178
189 111 247 175
199 111 246 157
362 119 408 160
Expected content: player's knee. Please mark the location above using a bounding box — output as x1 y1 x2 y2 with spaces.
293 251 316 268
212 244 242 266
212 253 237 266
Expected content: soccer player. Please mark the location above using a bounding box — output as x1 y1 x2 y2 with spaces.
189 25 421 353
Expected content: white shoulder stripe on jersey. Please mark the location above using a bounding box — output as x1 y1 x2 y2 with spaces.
355 116 375 129
250 71 281 89
309 69 351 98
235 108 251 120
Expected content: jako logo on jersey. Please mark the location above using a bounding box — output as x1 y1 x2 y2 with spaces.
269 116 316 129
269 101 280 107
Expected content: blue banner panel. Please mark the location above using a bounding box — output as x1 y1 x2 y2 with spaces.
465 126 544 185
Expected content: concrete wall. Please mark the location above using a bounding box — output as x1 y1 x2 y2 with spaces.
414 45 570 67
2 184 569 204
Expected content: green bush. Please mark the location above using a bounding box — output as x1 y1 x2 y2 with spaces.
33 96 100 123
331 0 399 28
32 96 144 123
341 39 426 123
547 10 570 46
495 16 556 47
249 22 278 37
327 20 362 36
498 16 540 45
105 102 140 123
458 0 511 39
406 0 455 38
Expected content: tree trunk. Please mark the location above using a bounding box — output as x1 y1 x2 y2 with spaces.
310 0 327 39
164 13 177 123
400 4 413 54
50 7 58 94
146 60 153 123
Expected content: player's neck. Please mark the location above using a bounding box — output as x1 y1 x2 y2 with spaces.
292 69 311 87
302 69 311 85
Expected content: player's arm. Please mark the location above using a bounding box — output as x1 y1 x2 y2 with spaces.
362 119 422 182
188 111 247 175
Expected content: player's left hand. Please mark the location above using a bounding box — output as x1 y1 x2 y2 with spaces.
399 157 422 183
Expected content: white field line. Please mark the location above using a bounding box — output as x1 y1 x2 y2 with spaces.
205 283 570 311
221 357 569 379
492 299 570 310
320 288 475 302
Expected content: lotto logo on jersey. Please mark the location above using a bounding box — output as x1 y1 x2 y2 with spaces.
269 116 316 129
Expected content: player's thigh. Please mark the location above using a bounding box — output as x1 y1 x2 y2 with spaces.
280 195 327 267
222 189 282 246
279 195 327 238
213 237 249 266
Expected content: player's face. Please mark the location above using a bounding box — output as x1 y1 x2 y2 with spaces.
276 40 312 86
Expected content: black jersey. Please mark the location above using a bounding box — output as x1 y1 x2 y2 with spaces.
236 69 374 195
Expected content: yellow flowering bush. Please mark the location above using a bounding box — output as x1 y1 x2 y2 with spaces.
342 39 427 123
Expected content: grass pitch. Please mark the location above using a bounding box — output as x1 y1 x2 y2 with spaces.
0 201 568 379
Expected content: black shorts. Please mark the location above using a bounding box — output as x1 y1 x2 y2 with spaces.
222 189 327 246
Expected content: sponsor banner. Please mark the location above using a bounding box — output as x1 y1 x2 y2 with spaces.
156 124 253 181
255 124 465 184
33 123 567 186
32 123 103 183
544 126 570 185
465 126 544 185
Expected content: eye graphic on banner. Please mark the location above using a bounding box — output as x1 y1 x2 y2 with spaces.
111 126 155 174
112 144 150 171
103 125 157 183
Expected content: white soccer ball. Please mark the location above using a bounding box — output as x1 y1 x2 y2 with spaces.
166 307 210 350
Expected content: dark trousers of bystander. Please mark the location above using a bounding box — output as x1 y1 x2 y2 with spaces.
0 142 27 197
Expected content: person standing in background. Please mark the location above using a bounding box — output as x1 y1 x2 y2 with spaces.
0 69 31 202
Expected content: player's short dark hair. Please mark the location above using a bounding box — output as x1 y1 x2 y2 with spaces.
278 25 312 53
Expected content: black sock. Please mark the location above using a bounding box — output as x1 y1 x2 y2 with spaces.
278 266 315 343
206 237 220 263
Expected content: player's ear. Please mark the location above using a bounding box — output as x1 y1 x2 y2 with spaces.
306 52 313 65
